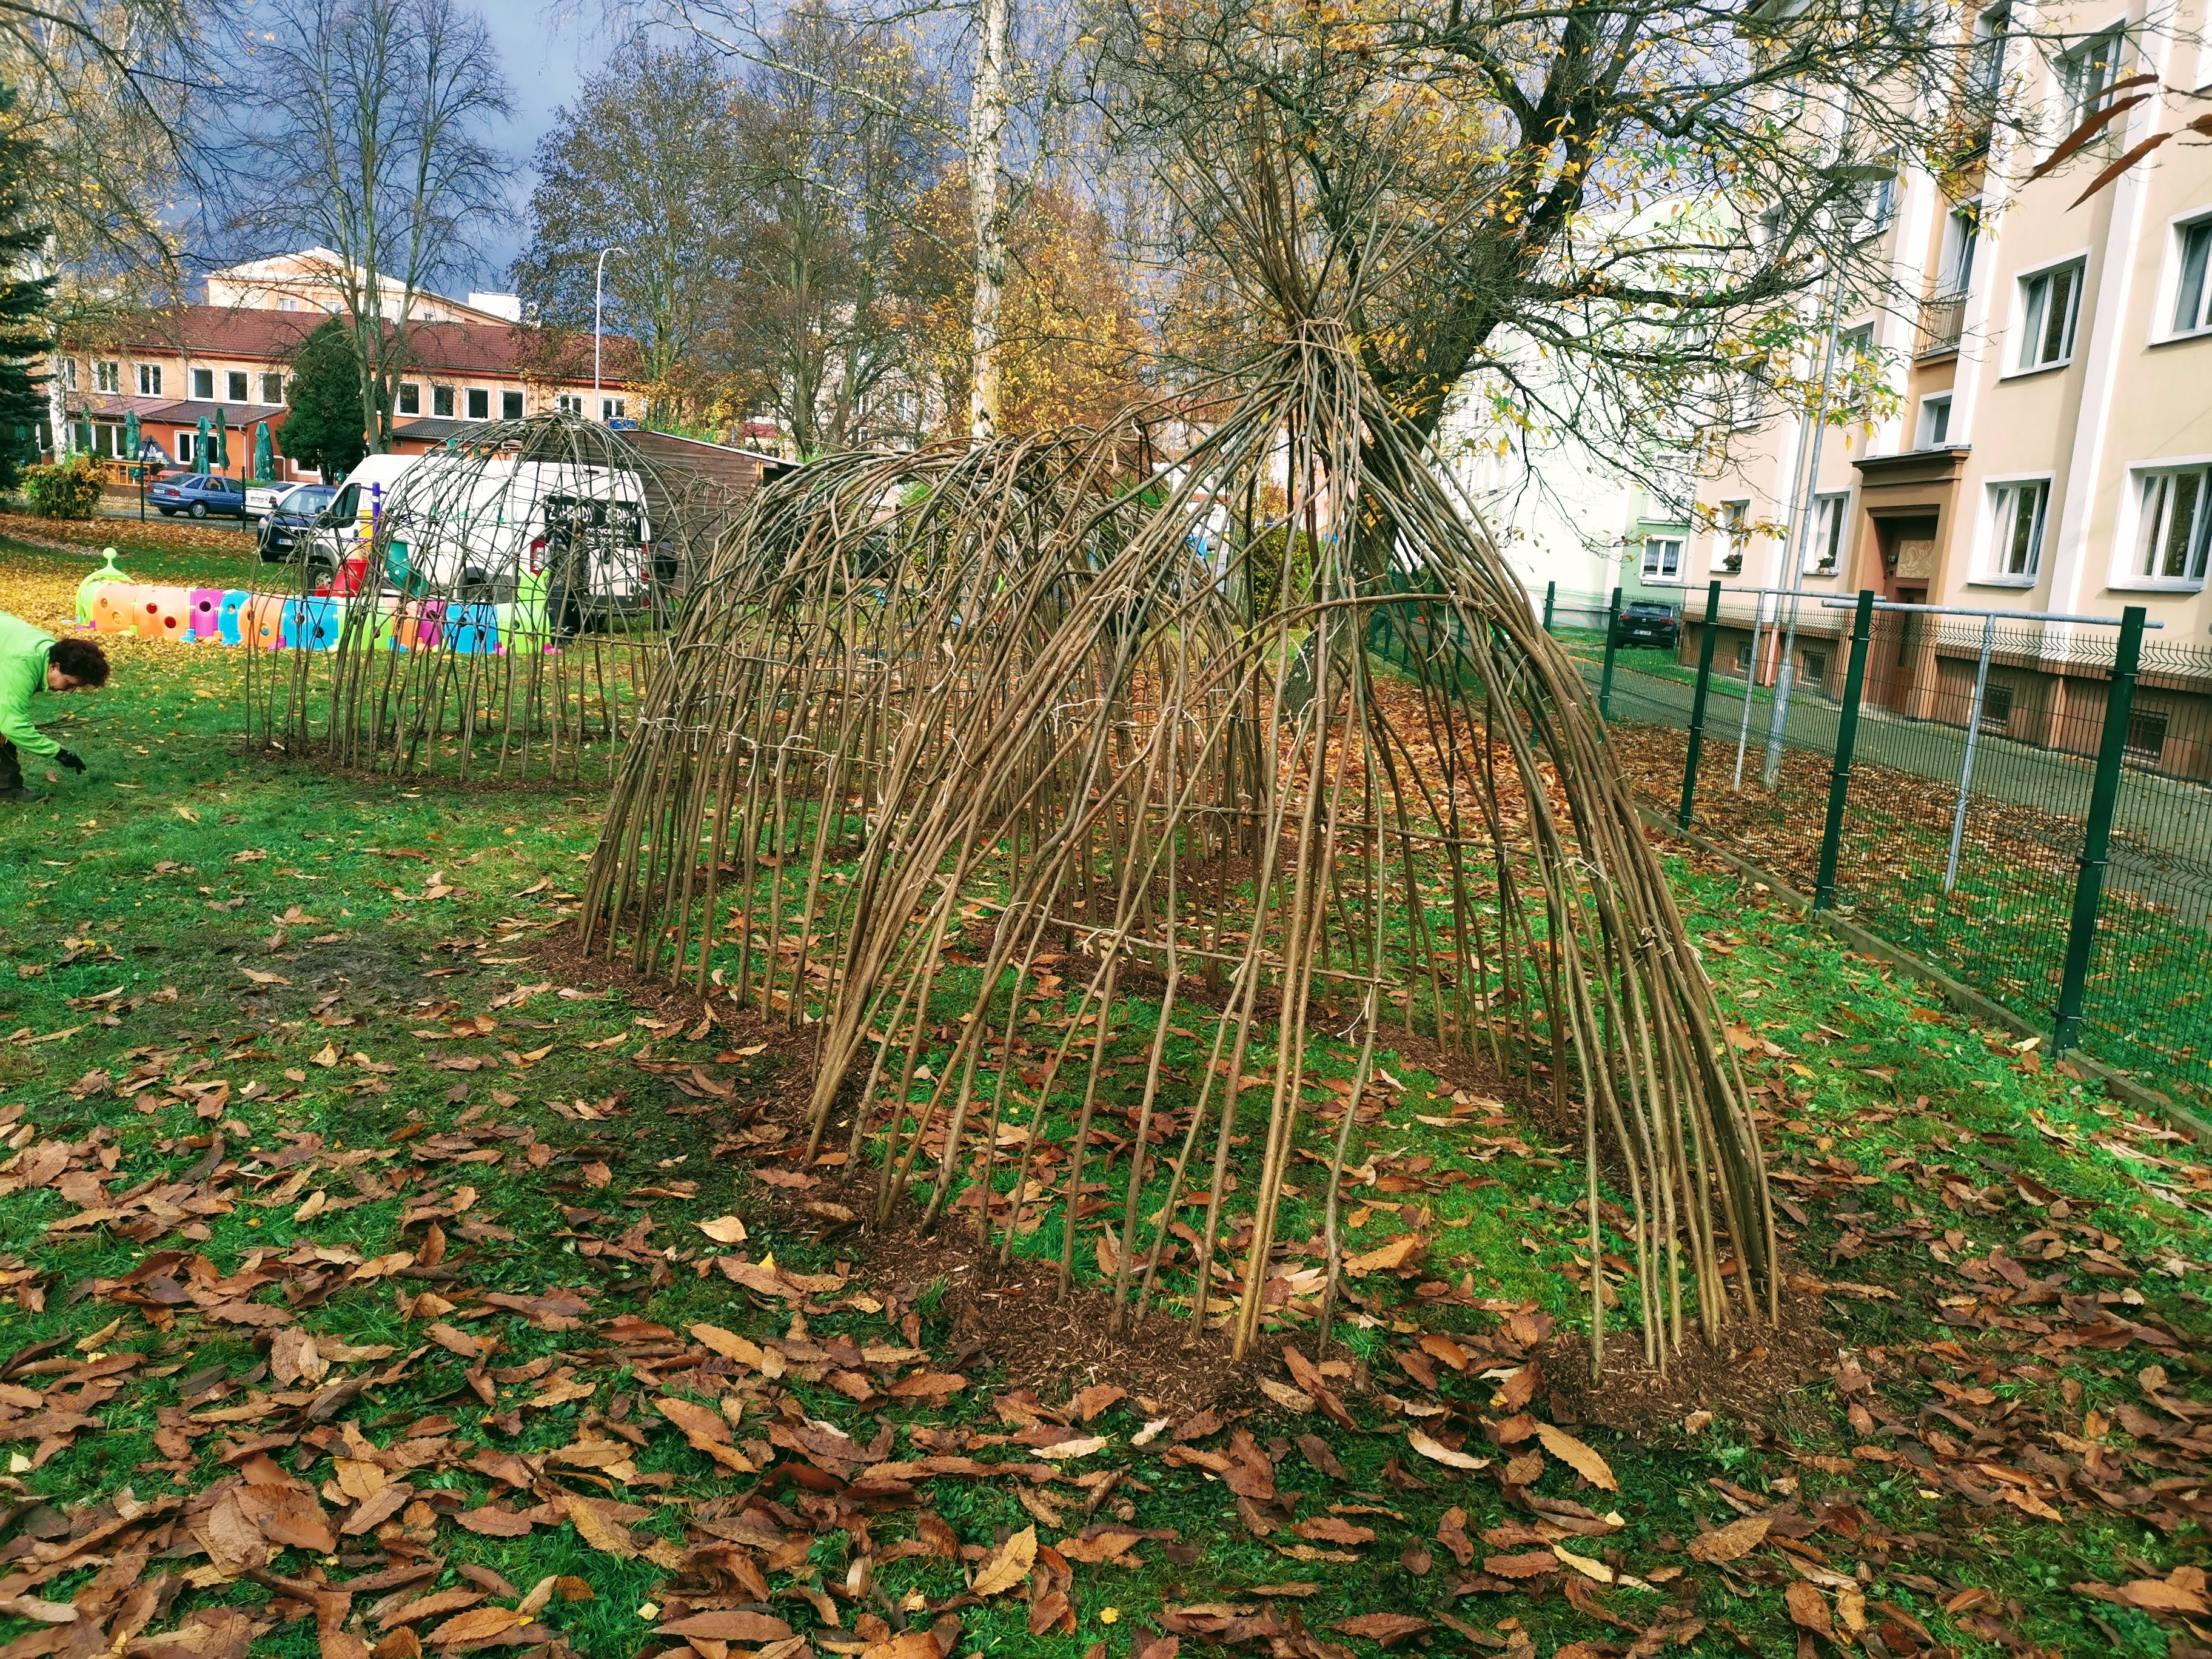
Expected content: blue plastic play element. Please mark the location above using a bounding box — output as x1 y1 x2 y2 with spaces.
218 590 250 645
447 602 499 655
277 597 340 651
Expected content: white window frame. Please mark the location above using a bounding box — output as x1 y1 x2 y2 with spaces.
397 381 421 415
1714 498 1751 571
2010 255 2088 374
1806 492 1849 574
501 388 525 420
601 396 626 421
59 357 76 390
466 386 490 420
2114 455 2212 590
175 430 193 463
557 394 583 415
1978 475 2053 586
95 360 119 394
1641 536 1683 580
190 366 215 400
1916 393 1954 449
2059 23 2130 130
432 384 455 418
226 369 249 403
2159 208 2212 340
261 372 284 404
136 363 161 396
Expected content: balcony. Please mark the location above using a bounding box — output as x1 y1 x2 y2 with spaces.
1919 290 1967 358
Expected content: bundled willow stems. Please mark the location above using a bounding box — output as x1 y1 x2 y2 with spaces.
246 414 731 783
581 325 1775 1372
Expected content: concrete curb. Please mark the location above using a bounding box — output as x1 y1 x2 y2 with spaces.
1640 806 2212 1144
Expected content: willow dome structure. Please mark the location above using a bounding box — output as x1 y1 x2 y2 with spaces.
246 413 737 783
578 330 1775 1375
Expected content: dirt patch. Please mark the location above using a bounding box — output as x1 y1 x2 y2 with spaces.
853 1214 1285 1421
1541 1273 1838 1438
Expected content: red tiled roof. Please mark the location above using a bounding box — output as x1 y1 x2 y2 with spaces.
64 305 638 386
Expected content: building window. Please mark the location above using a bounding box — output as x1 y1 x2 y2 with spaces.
95 360 119 394
59 357 76 390
175 431 193 463
433 385 454 418
226 370 248 402
2132 465 2212 584
1641 537 1681 578
1917 394 1953 448
1716 498 1750 570
2172 216 2212 336
2127 708 2170 768
261 372 284 404
557 394 583 415
1979 683 2014 733
1801 649 1830 688
137 364 161 396
1807 492 1848 572
398 383 420 415
466 387 489 420
601 397 625 421
2060 26 2127 129
1940 206 1979 297
2017 260 2085 369
501 389 524 420
1968 3 2009 107
1987 478 2049 578
1734 641 1754 675
279 297 301 312
191 367 213 400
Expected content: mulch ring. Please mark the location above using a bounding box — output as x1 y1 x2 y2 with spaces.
1541 1275 1838 1439
853 1213 1290 1423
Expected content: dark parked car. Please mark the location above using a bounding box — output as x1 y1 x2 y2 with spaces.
258 483 341 560
1613 600 1680 649
147 472 248 520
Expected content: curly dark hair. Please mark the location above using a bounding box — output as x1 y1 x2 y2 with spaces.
49 637 110 688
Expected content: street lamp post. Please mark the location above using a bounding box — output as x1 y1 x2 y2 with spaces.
594 246 626 421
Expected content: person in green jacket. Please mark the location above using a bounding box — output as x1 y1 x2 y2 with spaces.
0 612 108 804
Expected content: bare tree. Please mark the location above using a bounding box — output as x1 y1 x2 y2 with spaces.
0 0 227 280
222 0 511 453
715 3 946 455
1099 0 2048 474
512 41 749 430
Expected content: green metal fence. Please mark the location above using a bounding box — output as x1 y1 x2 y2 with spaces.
1526 581 2212 1110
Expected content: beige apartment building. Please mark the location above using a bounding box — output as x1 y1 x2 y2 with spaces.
47 249 637 481
1689 0 2212 780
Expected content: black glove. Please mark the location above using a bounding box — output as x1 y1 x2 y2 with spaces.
54 748 84 774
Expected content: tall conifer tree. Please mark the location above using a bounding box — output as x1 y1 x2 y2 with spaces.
0 86 53 489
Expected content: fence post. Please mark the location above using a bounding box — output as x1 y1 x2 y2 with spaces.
1598 586 1622 719
1812 589 1877 912
1543 580 1557 632
2054 605 2146 1057
1678 581 1723 831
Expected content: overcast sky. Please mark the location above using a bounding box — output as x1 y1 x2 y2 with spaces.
474 2 597 291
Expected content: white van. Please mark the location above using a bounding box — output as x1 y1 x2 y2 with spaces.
295 451 662 629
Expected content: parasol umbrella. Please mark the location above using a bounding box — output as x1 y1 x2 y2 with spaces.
193 415 210 474
253 421 275 482
124 409 140 467
75 408 92 457
213 405 229 472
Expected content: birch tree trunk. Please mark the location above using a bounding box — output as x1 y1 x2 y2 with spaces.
965 0 1007 440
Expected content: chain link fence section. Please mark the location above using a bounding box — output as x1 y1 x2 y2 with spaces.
1527 582 2211 1111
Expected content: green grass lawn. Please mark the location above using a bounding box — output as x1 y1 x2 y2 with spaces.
2 540 2210 1659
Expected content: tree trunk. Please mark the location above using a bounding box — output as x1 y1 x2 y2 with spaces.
965 0 1007 441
